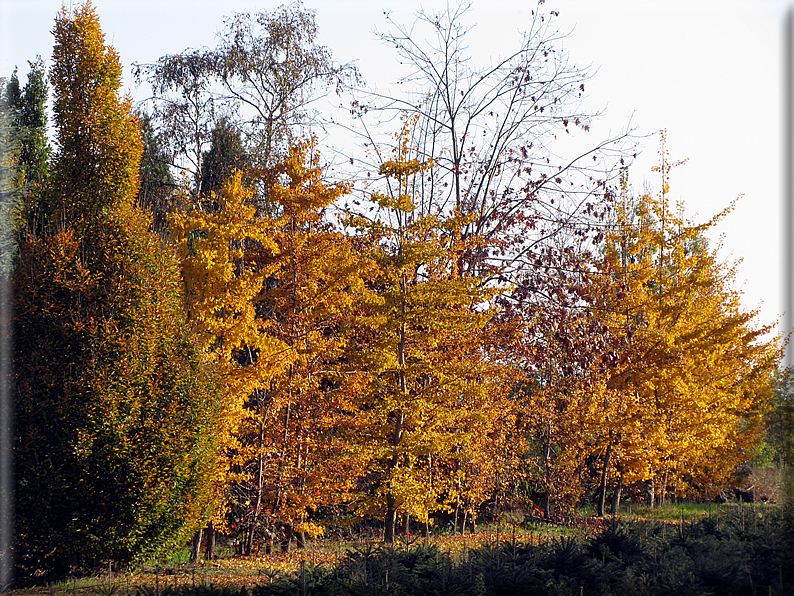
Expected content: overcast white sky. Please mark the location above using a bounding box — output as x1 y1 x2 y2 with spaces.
1 0 789 344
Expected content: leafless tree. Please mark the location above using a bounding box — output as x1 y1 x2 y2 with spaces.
344 1 635 279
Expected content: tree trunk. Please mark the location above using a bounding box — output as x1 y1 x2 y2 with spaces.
246 390 268 556
190 529 203 563
426 454 433 540
597 443 613 517
272 365 294 538
384 411 404 544
491 485 499 521
648 479 655 509
385 493 398 544
244 524 255 556
611 472 623 515
296 531 306 550
205 522 215 560
543 434 552 518
385 290 408 545
281 523 294 553
658 469 669 508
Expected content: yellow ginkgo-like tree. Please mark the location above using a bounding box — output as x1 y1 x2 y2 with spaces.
345 118 515 542
594 150 780 509
244 140 377 553
170 170 290 556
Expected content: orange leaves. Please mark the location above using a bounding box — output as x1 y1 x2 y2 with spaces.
340 119 516 539
169 138 377 549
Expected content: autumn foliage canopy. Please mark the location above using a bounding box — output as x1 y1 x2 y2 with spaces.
3 0 781 580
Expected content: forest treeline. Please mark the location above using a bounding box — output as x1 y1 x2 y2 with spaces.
1 0 788 582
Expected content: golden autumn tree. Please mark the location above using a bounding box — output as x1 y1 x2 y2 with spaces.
170 171 288 427
170 170 289 556
345 118 515 542
583 174 666 516
595 144 780 508
243 139 376 553
512 143 780 517
171 139 374 554
13 2 224 579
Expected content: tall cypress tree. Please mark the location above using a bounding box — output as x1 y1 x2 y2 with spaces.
13 2 223 580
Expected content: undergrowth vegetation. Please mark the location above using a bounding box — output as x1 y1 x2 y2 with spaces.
235 507 794 595
17 505 793 596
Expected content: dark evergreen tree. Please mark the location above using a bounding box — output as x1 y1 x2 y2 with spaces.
13 2 224 580
1 59 50 274
136 110 176 234
199 117 246 199
5 59 50 190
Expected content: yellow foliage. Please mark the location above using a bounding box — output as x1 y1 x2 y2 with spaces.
294 521 325 538
345 117 516 539
170 172 290 450
592 149 780 501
